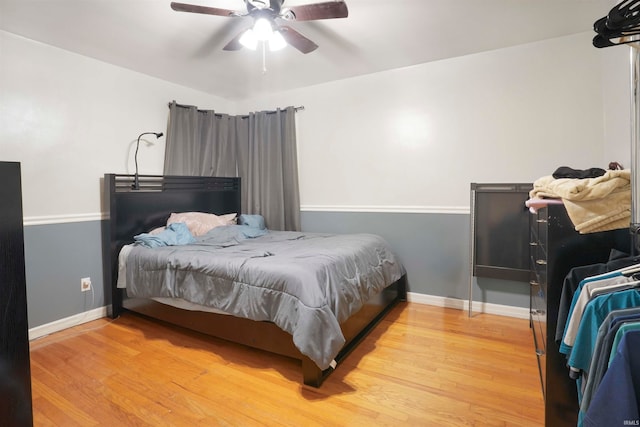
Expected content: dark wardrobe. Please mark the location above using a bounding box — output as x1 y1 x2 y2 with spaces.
0 162 33 426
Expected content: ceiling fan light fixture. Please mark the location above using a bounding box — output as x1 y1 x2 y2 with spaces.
170 0 349 54
281 8 296 21
269 31 287 51
248 0 269 9
239 29 258 50
253 18 273 41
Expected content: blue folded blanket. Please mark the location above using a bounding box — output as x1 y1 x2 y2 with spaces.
134 222 196 248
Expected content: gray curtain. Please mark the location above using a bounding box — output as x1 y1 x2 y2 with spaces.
164 103 237 177
164 101 301 231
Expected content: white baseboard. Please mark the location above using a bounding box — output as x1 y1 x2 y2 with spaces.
407 292 530 319
29 306 108 341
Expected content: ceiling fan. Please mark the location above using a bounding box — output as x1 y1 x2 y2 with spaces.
170 0 349 54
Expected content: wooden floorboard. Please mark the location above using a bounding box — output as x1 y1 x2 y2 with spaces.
29 303 544 426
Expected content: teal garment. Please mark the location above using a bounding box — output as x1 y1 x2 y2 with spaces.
568 289 640 375
609 322 640 366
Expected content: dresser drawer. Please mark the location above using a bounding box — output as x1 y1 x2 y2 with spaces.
536 348 546 398
536 218 548 253
530 254 547 287
530 279 547 352
530 224 548 261
530 207 548 400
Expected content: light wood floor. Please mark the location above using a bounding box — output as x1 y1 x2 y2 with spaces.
29 303 544 426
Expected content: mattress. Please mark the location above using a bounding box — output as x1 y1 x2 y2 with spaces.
118 225 405 369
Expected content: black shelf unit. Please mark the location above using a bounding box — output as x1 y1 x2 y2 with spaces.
0 162 33 426
529 204 629 426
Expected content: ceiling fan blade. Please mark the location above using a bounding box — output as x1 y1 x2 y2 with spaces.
170 2 237 17
222 30 246 51
286 1 348 21
279 25 318 54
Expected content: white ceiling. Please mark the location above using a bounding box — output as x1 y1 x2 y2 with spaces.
0 0 616 100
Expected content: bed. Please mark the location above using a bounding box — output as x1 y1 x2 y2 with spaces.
102 174 407 387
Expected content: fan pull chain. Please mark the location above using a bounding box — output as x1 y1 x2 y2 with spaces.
262 42 267 74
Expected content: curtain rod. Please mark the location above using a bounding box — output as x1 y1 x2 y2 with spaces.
168 101 304 116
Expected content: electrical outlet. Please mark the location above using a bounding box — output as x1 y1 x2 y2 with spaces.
81 277 91 292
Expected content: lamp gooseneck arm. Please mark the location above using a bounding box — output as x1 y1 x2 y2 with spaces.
133 132 164 190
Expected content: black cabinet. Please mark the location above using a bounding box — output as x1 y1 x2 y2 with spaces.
470 183 532 282
529 204 629 426
0 162 33 426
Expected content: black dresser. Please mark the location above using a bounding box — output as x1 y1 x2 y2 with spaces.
0 162 33 426
529 204 630 426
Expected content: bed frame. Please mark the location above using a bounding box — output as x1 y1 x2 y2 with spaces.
102 173 407 387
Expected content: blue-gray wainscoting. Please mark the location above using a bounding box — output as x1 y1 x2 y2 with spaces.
301 210 530 309
23 220 105 329
22 212 529 331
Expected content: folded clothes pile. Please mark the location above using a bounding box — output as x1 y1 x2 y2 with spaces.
530 169 631 234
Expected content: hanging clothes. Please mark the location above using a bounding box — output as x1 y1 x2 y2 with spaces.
557 259 640 426
583 331 640 427
567 287 640 376
556 252 640 345
562 275 638 351
580 308 640 419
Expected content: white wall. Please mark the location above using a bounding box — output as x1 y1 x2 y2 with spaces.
1 29 630 215
0 30 231 222
239 32 617 210
601 45 633 167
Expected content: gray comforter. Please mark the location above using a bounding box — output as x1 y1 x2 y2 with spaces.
121 226 405 369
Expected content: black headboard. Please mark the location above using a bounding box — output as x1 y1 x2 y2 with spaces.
102 174 241 318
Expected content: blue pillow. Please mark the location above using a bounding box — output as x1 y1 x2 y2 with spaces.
238 214 266 230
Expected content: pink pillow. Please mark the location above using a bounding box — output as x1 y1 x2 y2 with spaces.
149 226 166 235
167 212 237 237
